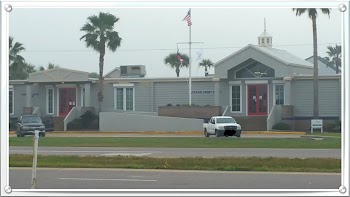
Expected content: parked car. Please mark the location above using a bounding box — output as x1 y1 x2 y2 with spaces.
203 116 241 137
16 115 46 137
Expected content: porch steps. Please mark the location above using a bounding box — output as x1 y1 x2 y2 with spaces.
53 117 65 131
234 116 267 131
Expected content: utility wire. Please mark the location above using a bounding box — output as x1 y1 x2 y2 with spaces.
21 42 341 53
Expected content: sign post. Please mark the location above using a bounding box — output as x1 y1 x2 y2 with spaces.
311 119 323 134
31 130 40 189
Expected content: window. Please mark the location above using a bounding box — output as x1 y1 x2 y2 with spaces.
231 85 241 112
46 88 54 114
261 38 264 44
267 38 270 43
81 88 85 107
9 89 14 115
114 87 134 111
275 84 284 105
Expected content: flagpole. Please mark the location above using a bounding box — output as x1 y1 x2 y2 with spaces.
188 8 192 106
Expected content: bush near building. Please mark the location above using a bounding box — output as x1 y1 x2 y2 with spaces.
67 111 99 130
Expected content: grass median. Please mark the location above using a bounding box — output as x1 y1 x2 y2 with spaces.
10 154 340 173
9 137 340 149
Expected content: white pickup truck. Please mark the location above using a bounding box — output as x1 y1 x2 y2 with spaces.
203 116 241 137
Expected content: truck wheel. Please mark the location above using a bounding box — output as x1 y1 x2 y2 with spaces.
204 129 209 137
215 129 221 137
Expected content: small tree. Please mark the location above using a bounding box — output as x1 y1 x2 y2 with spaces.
326 45 341 74
199 59 214 76
164 53 189 77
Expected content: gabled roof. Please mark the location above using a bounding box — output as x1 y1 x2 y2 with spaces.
29 67 89 82
104 67 120 78
305 56 340 72
215 44 313 69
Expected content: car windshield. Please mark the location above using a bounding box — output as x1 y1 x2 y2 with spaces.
216 118 236 123
22 116 42 123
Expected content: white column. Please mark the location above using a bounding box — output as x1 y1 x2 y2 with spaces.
26 84 32 107
212 78 220 106
84 83 91 107
283 77 292 105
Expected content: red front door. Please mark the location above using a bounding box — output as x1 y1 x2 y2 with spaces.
59 88 76 117
248 84 268 116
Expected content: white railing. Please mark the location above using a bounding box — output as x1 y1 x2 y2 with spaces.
222 106 230 116
64 107 82 131
32 107 41 116
266 105 282 131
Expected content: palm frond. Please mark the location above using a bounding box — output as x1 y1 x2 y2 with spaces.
199 59 214 68
293 8 306 16
321 8 331 17
99 12 119 31
106 31 122 51
87 15 102 30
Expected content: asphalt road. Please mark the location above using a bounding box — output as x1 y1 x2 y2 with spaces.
9 168 341 189
10 146 341 158
9 133 304 138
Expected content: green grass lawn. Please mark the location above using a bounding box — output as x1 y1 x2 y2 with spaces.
9 154 341 173
9 137 341 149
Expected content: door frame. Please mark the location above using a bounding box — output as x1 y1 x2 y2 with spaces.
58 87 77 117
246 83 269 116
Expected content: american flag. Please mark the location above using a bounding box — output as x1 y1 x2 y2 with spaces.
182 9 192 26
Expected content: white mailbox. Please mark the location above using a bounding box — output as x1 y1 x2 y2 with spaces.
311 119 323 134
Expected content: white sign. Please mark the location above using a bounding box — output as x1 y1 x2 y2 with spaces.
311 119 323 134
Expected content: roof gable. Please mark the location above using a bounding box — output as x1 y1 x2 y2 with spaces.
215 44 313 69
29 68 89 82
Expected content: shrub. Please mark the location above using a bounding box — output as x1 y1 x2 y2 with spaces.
324 120 341 133
67 119 82 130
272 122 291 130
166 103 172 106
80 110 97 127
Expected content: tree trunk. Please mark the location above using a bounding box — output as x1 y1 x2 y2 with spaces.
312 16 319 119
176 66 180 77
98 37 106 113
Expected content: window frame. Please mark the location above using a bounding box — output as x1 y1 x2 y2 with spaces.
229 84 242 113
113 84 135 111
46 87 54 114
274 84 285 105
81 88 85 107
9 88 14 115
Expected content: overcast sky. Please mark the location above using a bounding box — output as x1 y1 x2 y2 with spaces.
9 7 342 78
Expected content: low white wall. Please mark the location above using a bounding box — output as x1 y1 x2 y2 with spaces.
100 112 203 132
267 105 282 131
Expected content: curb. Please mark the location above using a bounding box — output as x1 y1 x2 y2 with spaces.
9 131 306 135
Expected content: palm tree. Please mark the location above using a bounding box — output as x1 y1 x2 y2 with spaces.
9 37 26 79
164 53 189 77
9 37 25 65
9 62 36 80
199 59 214 76
80 12 122 107
89 72 99 78
293 8 331 119
39 63 60 71
326 45 341 74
